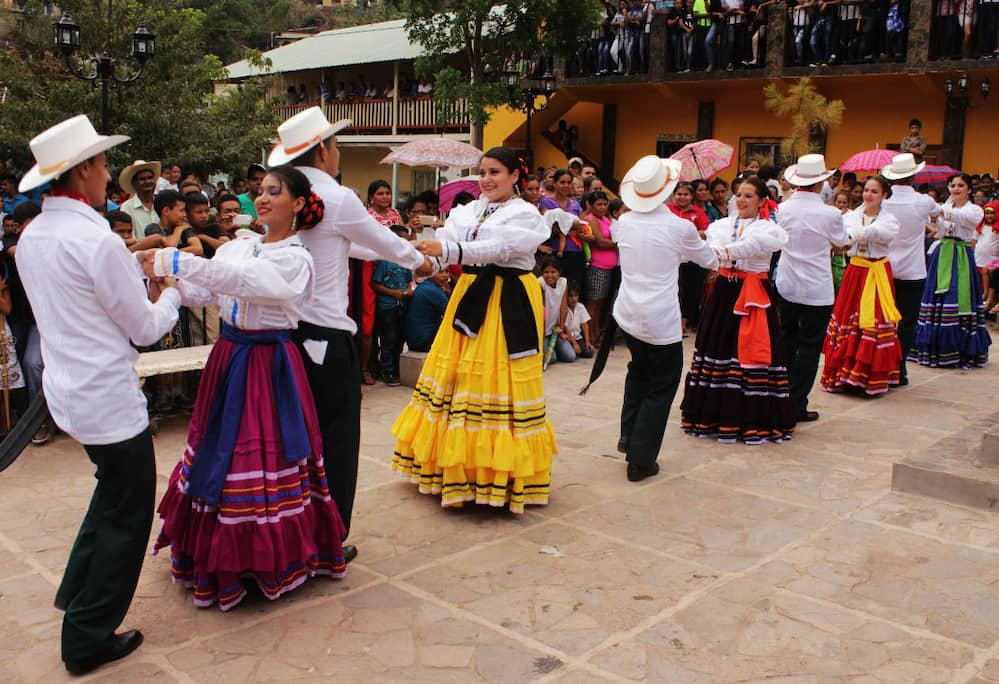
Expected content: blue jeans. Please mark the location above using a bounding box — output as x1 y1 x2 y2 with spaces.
810 18 828 62
793 24 811 63
24 323 42 401
705 23 719 66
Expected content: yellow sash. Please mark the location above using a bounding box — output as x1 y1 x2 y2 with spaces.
852 256 902 329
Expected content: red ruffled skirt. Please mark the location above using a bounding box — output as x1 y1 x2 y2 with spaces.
821 258 902 395
152 335 347 611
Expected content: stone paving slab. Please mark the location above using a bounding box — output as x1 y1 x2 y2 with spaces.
4 336 999 682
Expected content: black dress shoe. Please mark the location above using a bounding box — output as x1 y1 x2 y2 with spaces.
798 410 819 422
617 438 628 454
897 375 909 386
65 630 143 676
343 544 358 565
627 462 660 482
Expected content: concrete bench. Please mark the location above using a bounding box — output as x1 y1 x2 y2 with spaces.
400 350 429 389
135 345 214 378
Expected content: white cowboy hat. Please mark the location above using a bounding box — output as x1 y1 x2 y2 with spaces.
267 106 351 167
881 152 926 180
619 155 682 213
783 153 836 187
19 115 129 194
118 159 162 196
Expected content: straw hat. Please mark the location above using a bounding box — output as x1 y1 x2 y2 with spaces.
20 115 129 194
881 153 926 180
118 160 162 196
619 155 682 213
783 153 836 187
267 106 351 167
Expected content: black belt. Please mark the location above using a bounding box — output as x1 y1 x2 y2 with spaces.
294 321 353 343
453 265 539 359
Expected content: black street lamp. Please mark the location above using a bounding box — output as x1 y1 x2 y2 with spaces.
504 66 557 168
53 4 155 134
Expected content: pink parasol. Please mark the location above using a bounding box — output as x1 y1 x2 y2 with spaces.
838 149 897 173
669 139 735 181
381 139 483 169
438 178 481 214
915 165 961 186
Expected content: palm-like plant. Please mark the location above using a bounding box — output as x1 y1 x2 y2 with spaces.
763 77 845 162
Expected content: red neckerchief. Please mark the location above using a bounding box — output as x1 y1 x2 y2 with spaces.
50 189 90 205
759 197 779 220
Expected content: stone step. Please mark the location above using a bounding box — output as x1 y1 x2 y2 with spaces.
400 350 429 389
892 416 999 512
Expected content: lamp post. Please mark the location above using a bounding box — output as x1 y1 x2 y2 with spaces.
53 3 155 134
944 72 991 109
503 66 557 170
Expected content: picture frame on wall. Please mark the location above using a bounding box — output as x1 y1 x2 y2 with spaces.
739 137 787 171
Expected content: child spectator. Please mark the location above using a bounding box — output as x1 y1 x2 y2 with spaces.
371 225 414 386
0 263 26 426
147 190 204 256
184 192 228 259
538 258 568 366
215 193 242 237
557 283 597 362
405 271 452 352
106 210 164 253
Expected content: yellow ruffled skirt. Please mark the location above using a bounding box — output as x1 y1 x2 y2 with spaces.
391 272 556 513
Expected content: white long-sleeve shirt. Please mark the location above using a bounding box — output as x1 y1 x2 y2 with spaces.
612 205 718 346
17 196 181 445
706 216 788 273
295 165 426 333
152 232 314 331
435 197 548 271
775 190 852 306
934 199 984 243
843 206 899 259
882 185 938 281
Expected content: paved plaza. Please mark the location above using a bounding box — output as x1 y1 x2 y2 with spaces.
4 336 999 683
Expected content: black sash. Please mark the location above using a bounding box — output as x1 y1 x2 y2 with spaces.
453 265 539 359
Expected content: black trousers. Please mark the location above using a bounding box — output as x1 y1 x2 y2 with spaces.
620 332 684 468
559 250 586 299
376 306 406 378
678 262 706 328
894 278 925 379
294 325 361 538
776 294 832 415
59 428 155 663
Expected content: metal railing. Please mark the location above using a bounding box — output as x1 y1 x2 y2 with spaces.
929 0 999 59
276 96 470 133
784 0 911 66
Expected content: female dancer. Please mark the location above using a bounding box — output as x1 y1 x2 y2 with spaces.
539 169 585 290
680 176 795 444
148 166 347 610
391 147 555 513
820 176 903 396
911 173 990 368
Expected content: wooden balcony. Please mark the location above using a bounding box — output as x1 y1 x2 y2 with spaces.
276 96 469 135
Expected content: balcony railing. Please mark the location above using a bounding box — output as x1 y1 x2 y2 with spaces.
276 96 469 134
561 0 998 81
929 0 999 60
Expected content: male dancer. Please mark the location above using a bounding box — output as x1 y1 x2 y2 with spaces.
881 153 937 385
267 107 430 556
775 154 852 422
614 155 717 482
16 115 181 675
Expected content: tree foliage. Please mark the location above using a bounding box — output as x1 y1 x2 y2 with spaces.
763 77 845 162
393 0 602 148
0 0 280 178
